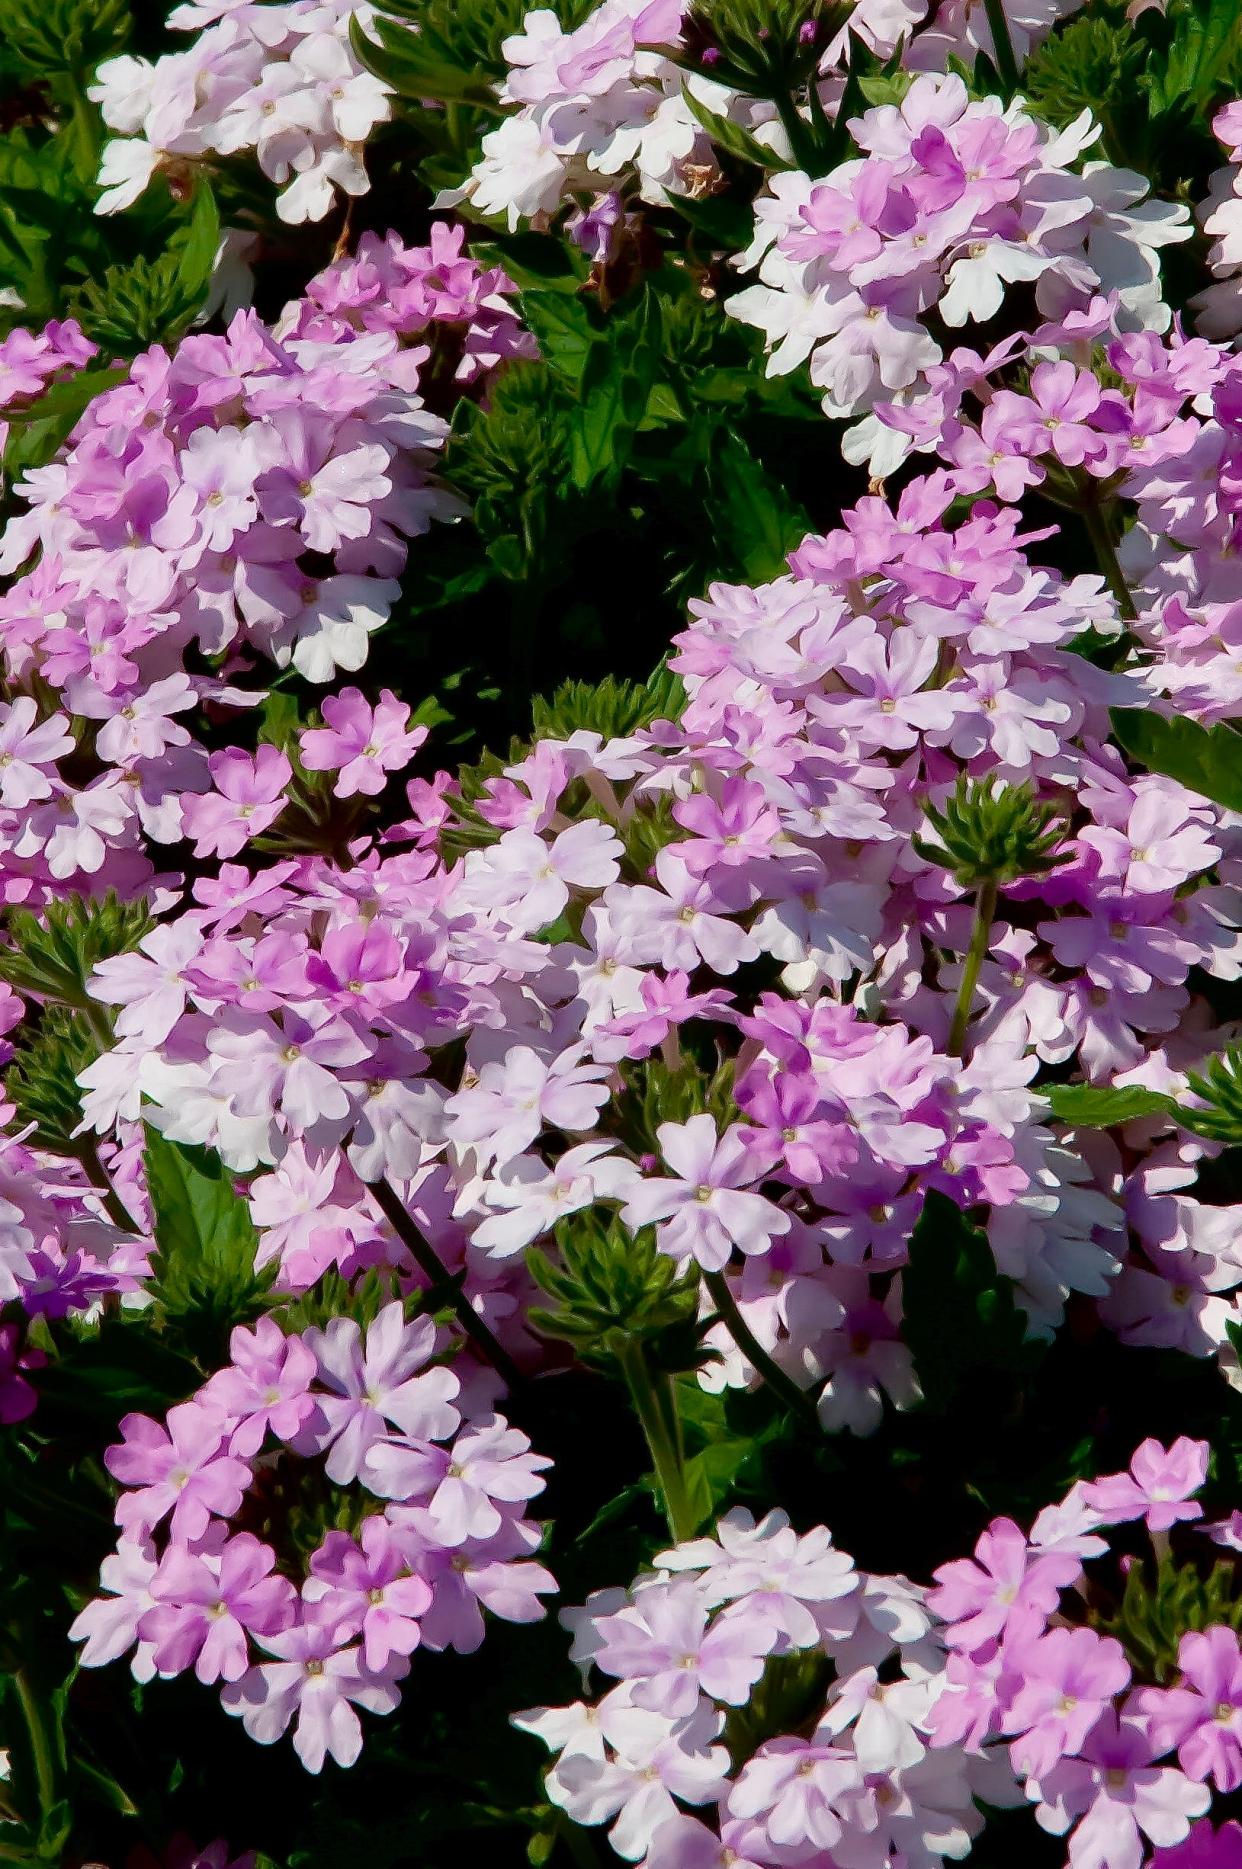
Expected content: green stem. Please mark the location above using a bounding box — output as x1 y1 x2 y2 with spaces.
14 1669 58 1821
618 1342 697 1543
1081 500 1138 621
771 87 819 173
372 1178 523 1391
702 1269 819 1428
981 0 1020 94
948 876 998 1057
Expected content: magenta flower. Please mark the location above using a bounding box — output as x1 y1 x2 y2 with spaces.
143 1532 296 1684
221 1601 405 1774
201 1316 318 1457
0 1321 42 1423
1002 1627 1132 1777
182 746 291 859
106 1402 251 1542
929 1517 1080 1653
1030 1711 1210 1869
621 1114 792 1271
306 1518 433 1672
1082 1438 1209 1532
1151 1820 1242 1869
302 1303 460 1484
299 687 426 798
592 1581 778 1717
1137 1627 1242 1792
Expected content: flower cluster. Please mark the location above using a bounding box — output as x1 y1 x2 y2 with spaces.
72 1303 554 1771
0 221 537 903
731 72 1191 466
453 0 782 243
928 1437 1242 1869
91 0 390 223
1194 102 1242 338
520 1505 1009 1866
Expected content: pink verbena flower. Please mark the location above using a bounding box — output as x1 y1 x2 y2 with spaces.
182 746 291 859
1137 1627 1242 1792
301 1303 460 1484
106 1402 251 1541
299 687 427 798
621 1113 792 1272
143 1532 296 1684
929 1517 1080 1652
1082 1437 1209 1532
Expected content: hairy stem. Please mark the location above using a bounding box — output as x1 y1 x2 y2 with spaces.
702 1268 820 1427
948 877 998 1057
372 1177 523 1390
76 1139 139 1235
1082 499 1138 621
618 1341 698 1543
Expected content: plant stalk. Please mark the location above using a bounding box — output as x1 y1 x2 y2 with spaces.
702 1268 819 1427
618 1341 698 1542
948 877 999 1057
14 1668 58 1822
372 1177 523 1390
1081 500 1138 621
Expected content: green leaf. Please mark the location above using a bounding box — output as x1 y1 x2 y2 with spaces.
903 1191 1036 1414
682 84 790 169
1111 706 1242 811
1145 0 1242 112
348 9 502 107
144 1126 272 1360
1045 1083 1180 1126
704 425 811 581
520 287 600 386
568 293 663 488
3 364 127 476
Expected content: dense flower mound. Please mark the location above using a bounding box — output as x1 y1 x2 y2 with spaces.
7 0 1242 1858
73 1302 553 1771
522 1443 1242 1869
91 0 391 223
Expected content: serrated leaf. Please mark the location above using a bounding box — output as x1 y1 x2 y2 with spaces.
903 1190 1035 1414
145 1125 271 1358
349 10 501 107
3 364 126 476
1046 1083 1180 1126
683 84 791 169
704 425 811 581
1111 706 1242 811
569 294 663 488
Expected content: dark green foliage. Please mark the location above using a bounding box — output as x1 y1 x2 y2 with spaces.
1045 1083 1181 1127
1093 1553 1242 1684
145 1127 273 1362
7 1005 102 1154
0 892 151 1010
610 1056 738 1158
1112 705 1242 811
1184 1042 1242 1144
530 667 687 741
68 183 220 354
902 1191 1038 1413
0 0 129 79
528 1210 705 1368
916 776 1068 889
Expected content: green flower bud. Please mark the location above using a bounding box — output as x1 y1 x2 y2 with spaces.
915 776 1067 890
